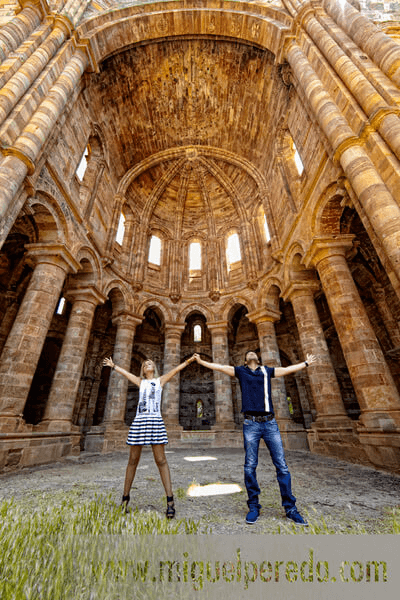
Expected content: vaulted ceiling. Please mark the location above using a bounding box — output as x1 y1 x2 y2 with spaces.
85 37 287 235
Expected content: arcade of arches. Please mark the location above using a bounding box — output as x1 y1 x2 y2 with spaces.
1 0 400 474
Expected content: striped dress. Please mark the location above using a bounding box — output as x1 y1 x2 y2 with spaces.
126 377 168 445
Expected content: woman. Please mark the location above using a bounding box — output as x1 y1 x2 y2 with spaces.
102 355 194 518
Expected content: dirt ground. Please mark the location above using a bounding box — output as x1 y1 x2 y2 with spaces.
0 447 399 533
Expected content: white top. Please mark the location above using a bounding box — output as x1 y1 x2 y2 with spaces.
136 378 162 416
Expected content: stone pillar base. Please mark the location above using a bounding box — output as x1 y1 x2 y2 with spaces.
277 418 309 450
84 423 129 453
0 431 80 473
34 420 80 433
307 419 368 465
164 421 184 444
358 428 400 473
211 421 237 431
167 428 242 448
313 415 354 429
358 410 400 430
0 415 31 433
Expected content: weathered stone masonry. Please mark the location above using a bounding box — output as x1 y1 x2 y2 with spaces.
0 0 400 473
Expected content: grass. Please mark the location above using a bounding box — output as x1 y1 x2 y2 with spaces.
1 487 399 598
0 491 207 600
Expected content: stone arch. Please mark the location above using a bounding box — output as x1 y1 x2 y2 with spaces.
283 242 306 285
221 295 254 321
103 281 132 314
312 182 346 236
81 3 290 66
148 224 172 241
283 242 317 289
136 298 172 322
257 278 283 311
178 303 213 323
119 146 269 202
265 283 282 312
74 246 102 289
27 193 68 244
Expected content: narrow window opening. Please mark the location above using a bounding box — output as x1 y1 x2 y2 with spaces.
76 146 90 180
196 399 203 419
226 232 241 271
293 142 304 175
115 212 125 245
263 214 270 242
148 235 161 265
189 242 201 271
193 324 202 342
56 297 66 315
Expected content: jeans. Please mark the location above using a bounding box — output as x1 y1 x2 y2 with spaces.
243 418 296 513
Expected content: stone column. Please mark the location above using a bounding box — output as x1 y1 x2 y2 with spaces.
208 321 236 429
283 282 351 428
0 244 79 431
0 23 72 127
305 236 400 431
298 5 400 162
247 308 291 420
322 0 400 88
248 307 309 450
102 313 142 428
0 292 19 355
372 286 400 350
162 323 185 430
39 286 105 431
0 46 90 248
0 0 45 64
286 42 400 284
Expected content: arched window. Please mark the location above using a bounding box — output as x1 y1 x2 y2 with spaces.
196 399 204 419
263 214 270 243
115 212 125 245
76 146 90 180
148 235 161 265
189 241 201 271
226 232 242 270
193 324 202 342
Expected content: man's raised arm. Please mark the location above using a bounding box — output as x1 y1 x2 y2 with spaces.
193 353 235 377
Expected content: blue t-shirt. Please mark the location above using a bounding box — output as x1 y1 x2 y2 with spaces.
234 365 275 414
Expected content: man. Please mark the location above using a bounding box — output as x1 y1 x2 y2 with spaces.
193 350 317 525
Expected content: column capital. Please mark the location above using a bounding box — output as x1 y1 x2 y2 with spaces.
282 281 321 302
24 243 80 274
207 320 229 335
111 312 143 330
17 0 51 17
303 235 356 268
247 307 281 325
163 322 185 337
65 285 106 307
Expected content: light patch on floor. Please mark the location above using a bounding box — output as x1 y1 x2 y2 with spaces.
183 456 218 462
187 482 242 496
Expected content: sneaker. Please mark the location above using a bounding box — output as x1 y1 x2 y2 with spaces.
286 508 308 526
246 508 260 524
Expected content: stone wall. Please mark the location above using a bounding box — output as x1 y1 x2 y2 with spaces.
1 0 400 472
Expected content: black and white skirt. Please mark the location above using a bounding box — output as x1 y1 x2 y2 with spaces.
126 414 168 445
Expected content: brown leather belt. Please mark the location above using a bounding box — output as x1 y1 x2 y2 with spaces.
244 414 274 422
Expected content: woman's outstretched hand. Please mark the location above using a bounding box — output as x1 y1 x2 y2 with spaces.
305 353 317 366
102 356 114 369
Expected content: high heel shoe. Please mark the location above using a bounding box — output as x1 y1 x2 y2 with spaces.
121 494 130 513
166 495 175 519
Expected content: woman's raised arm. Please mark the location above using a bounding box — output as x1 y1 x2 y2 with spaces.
102 357 142 387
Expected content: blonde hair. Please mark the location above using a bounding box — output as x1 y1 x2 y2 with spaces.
139 359 160 379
